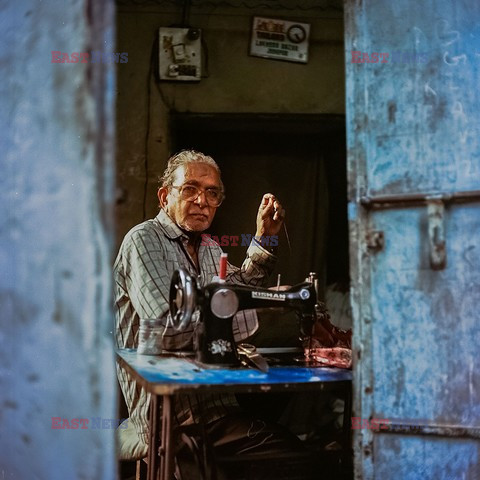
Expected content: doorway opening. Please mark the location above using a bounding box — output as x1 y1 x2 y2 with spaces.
171 112 349 296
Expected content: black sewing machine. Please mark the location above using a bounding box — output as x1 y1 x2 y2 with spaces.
169 268 318 367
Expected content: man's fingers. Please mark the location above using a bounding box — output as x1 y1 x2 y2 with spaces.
272 200 285 221
259 194 275 214
261 193 275 207
273 208 285 222
259 193 285 223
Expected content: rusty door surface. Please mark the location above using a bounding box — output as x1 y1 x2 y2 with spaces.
344 1 480 478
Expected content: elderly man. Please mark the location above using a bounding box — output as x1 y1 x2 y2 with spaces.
115 150 308 478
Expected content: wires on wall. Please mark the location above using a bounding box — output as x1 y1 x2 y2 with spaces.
142 34 174 220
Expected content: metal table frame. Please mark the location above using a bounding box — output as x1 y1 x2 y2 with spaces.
116 349 353 480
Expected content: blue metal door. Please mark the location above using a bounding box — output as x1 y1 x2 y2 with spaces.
344 1 480 478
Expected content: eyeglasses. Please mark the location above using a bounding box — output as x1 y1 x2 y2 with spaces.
171 184 224 207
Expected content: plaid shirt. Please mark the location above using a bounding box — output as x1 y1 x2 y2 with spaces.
114 209 277 445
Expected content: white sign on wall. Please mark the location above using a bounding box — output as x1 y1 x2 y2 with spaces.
250 16 310 64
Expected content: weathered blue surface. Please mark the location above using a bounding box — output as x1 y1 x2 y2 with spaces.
0 1 117 479
374 435 479 480
371 206 480 423
345 0 480 478
117 349 352 390
347 2 480 197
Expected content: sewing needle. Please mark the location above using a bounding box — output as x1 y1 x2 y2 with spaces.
274 204 292 256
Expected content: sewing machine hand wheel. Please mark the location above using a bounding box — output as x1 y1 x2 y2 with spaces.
169 268 197 330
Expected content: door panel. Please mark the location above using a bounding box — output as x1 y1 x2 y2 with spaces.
348 1 480 197
375 436 480 480
370 206 480 423
345 1 480 478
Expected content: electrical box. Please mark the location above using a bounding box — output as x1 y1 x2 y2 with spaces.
159 27 202 81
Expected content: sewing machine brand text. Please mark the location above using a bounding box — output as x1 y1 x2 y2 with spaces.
251 291 286 301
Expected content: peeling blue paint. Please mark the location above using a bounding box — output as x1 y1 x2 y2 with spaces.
345 0 480 478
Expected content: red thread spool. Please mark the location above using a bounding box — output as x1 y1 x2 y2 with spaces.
219 253 228 281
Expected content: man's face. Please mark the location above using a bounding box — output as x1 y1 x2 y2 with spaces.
159 163 221 232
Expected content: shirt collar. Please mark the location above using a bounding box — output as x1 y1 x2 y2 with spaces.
155 209 188 241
